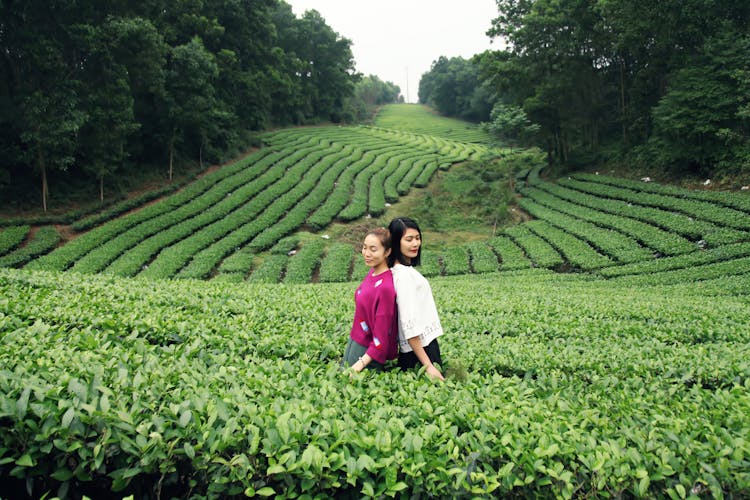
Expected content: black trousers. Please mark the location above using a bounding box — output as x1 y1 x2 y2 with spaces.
398 339 442 370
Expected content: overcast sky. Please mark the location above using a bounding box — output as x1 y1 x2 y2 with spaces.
284 1 501 103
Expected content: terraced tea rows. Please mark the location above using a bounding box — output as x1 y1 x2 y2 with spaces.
22 126 482 280
4 121 748 291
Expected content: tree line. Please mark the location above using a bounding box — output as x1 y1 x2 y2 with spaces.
419 0 750 179
0 1 400 211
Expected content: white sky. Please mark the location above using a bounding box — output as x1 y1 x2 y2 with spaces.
284 1 501 103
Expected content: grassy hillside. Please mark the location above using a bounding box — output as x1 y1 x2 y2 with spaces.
1 104 750 497
373 104 491 143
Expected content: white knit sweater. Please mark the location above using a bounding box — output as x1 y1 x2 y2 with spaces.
391 263 444 353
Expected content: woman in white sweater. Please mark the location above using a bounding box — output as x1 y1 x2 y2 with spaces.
387 217 445 381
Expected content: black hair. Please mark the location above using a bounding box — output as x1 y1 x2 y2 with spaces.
387 217 422 267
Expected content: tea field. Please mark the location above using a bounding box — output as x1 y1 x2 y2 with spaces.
1 104 750 498
1 267 749 498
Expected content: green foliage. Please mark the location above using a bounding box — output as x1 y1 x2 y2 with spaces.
375 104 491 144
0 226 30 256
217 249 254 275
480 0 750 176
442 246 471 275
1 266 749 497
0 227 60 269
248 254 288 284
464 242 499 274
283 239 326 284
269 235 301 255
418 250 443 278
642 30 750 175
318 243 355 283
0 0 357 210
488 236 532 271
483 103 540 148
413 156 514 232
504 224 564 269
418 56 492 122
347 75 402 122
70 182 186 232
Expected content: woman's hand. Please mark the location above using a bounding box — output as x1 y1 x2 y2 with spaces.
426 364 445 381
350 355 371 374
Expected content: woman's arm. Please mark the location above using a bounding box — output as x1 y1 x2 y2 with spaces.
351 353 373 372
407 338 445 381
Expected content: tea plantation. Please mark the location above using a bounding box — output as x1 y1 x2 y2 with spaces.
1 104 749 498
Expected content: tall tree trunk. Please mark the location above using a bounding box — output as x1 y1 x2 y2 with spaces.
39 151 48 213
620 58 628 145
100 176 104 202
168 128 175 182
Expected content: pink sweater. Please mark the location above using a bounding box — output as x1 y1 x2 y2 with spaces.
349 268 398 364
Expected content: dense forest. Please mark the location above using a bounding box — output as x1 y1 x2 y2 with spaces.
0 1 400 211
419 0 750 178
4 0 749 214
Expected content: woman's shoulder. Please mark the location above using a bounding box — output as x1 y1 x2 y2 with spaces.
391 263 423 282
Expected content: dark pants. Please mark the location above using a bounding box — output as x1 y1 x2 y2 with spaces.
398 339 442 370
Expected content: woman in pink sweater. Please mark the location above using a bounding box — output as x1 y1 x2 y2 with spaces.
343 228 399 372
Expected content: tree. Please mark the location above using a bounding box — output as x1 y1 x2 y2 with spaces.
164 37 219 180
483 103 540 150
20 87 85 212
418 56 491 122
0 0 371 210
76 20 143 201
482 0 750 174
644 29 750 174
346 75 401 121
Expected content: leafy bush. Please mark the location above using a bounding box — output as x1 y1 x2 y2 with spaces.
318 243 354 283
1 268 749 497
0 226 30 256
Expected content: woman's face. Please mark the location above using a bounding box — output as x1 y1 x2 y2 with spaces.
400 228 421 262
362 234 390 269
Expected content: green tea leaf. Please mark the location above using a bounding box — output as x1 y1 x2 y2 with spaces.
15 454 34 467
16 388 31 419
62 407 76 428
179 410 192 427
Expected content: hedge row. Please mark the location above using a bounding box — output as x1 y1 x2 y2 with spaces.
523 185 695 257
516 196 653 264
283 239 327 284
0 225 30 256
503 225 564 269
0 227 61 268
524 220 613 270
318 243 355 283
555 179 749 246
136 144 347 280
25 143 304 272
563 177 750 231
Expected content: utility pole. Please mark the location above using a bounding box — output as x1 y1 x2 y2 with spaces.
405 66 410 103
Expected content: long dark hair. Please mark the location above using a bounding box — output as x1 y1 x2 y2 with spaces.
387 217 422 267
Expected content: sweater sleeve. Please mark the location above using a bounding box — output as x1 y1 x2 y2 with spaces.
365 289 397 364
